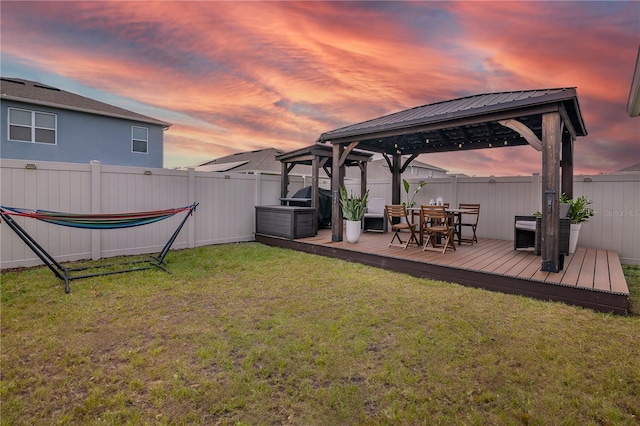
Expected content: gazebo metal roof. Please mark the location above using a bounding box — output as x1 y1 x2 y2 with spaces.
318 88 586 155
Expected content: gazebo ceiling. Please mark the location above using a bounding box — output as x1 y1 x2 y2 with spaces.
317 88 587 155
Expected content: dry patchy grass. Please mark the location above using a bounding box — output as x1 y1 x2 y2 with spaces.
1 244 639 425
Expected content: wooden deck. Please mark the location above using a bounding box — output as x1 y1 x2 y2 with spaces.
256 229 630 314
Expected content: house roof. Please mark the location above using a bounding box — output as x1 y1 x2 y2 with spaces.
0 77 171 127
318 88 586 155
401 158 447 173
194 146 450 180
194 145 384 179
195 161 249 172
195 148 287 174
614 162 640 174
364 158 447 180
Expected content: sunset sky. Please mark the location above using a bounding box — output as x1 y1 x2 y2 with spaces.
1 1 638 176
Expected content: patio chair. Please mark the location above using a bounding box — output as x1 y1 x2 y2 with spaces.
458 203 480 244
420 205 456 254
363 198 387 232
514 215 570 255
384 204 419 249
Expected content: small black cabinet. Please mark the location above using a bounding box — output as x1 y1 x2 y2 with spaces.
255 205 317 239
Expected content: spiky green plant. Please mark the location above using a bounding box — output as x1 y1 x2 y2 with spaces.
339 186 369 221
402 179 427 207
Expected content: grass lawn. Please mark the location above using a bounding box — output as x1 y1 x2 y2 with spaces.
1 243 639 425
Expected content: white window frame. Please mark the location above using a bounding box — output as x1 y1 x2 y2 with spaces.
131 126 148 154
7 107 57 145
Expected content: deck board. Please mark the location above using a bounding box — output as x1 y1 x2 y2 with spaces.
554 248 586 285
577 248 598 289
255 229 630 314
594 250 612 291
608 251 628 294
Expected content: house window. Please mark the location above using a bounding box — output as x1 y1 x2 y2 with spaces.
8 107 56 144
132 126 148 153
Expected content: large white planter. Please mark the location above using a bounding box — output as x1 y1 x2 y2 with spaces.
569 223 581 253
345 220 362 243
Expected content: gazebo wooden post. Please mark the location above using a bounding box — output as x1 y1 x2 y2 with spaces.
280 162 289 204
561 133 575 199
541 112 562 272
311 155 319 214
359 161 367 198
331 143 345 241
391 153 402 205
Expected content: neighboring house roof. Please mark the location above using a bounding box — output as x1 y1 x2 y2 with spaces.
401 158 447 173
196 161 249 172
614 162 640 174
1 77 171 127
366 158 447 180
194 148 287 174
193 147 447 181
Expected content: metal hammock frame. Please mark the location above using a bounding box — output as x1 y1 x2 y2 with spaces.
0 203 198 293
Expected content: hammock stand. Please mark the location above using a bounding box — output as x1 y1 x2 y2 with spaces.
0 203 198 293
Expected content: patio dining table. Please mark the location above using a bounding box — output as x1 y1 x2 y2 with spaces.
408 207 476 246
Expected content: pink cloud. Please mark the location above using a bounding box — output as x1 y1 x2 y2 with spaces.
1 1 637 172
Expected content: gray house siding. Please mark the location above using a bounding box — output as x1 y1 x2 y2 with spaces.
1 100 164 167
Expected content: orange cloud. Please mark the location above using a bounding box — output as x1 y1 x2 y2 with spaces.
1 1 637 174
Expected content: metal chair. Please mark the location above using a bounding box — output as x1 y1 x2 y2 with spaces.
420 205 456 254
458 203 480 244
384 205 419 249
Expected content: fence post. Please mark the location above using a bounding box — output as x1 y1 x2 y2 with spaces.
188 167 196 248
90 160 101 260
450 175 458 208
255 172 262 207
532 173 541 214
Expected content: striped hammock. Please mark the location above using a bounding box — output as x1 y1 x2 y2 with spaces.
0 204 195 230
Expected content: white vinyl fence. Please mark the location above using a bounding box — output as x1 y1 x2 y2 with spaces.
1 159 639 269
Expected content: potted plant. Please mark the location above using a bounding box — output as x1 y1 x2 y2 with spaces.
340 186 369 243
561 194 595 253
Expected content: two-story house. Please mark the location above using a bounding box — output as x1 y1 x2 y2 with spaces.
1 77 170 168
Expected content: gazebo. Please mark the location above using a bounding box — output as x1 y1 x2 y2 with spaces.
275 143 373 222
317 88 587 273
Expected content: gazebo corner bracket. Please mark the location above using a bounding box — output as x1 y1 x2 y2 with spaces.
382 153 393 170
338 141 360 167
498 119 542 151
400 153 419 174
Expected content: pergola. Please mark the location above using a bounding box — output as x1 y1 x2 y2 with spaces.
317 88 587 273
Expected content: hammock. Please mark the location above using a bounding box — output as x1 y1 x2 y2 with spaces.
0 203 198 293
0 205 193 229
